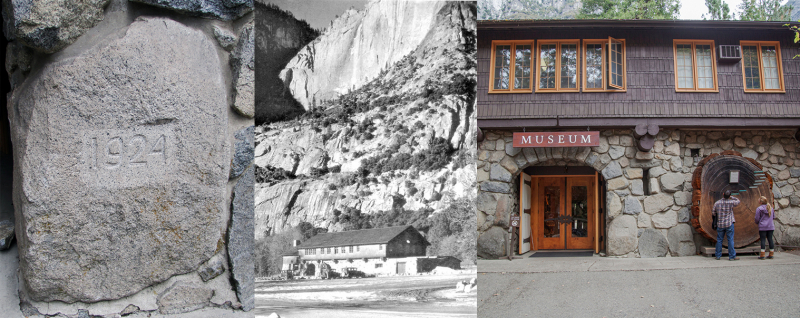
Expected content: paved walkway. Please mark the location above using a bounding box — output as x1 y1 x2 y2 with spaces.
478 251 800 273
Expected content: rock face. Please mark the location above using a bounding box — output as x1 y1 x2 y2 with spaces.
229 165 254 311
8 18 229 302
230 126 254 178
477 227 506 259
254 1 318 124
280 0 449 109
638 229 669 258
130 0 253 20
231 20 255 118
607 215 637 256
2 0 110 53
157 281 213 315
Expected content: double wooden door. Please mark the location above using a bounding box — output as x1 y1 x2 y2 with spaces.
537 176 595 250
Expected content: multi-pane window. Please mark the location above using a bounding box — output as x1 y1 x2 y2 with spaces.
582 38 627 91
741 41 784 92
349 246 353 253
673 40 718 92
489 41 534 93
536 40 580 92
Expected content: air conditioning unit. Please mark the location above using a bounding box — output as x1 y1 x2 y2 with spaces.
718 45 741 63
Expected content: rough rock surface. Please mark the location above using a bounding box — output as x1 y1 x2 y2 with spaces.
213 25 237 51
197 254 226 282
607 215 637 256
8 17 229 302
0 220 13 250
231 20 254 118
638 228 669 258
280 0 450 109
229 165 254 311
157 281 213 315
477 227 506 259
668 224 696 256
2 0 110 52
230 126 254 178
129 0 253 21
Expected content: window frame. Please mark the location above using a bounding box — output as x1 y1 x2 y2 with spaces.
488 40 535 94
740 41 785 93
535 39 581 93
672 40 719 92
582 38 627 92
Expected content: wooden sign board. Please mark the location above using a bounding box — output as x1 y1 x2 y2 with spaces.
513 131 600 148
510 215 520 227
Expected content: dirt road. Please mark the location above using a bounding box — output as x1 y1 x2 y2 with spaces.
255 273 477 317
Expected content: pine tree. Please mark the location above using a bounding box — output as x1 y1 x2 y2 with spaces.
738 0 792 21
703 0 732 20
579 0 681 20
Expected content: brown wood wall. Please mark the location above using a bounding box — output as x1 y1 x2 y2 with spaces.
478 27 800 120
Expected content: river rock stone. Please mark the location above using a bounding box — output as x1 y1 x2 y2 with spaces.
607 215 637 256
130 0 254 21
660 173 684 192
231 126 254 178
229 165 254 311
668 224 696 256
8 18 229 302
2 0 110 52
652 210 678 229
638 229 669 258
231 20 255 118
644 193 673 214
623 196 643 215
197 253 226 282
490 164 511 182
481 182 511 194
478 226 507 258
602 161 623 180
157 281 213 314
607 192 622 219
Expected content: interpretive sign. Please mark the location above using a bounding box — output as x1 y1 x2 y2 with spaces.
513 131 600 148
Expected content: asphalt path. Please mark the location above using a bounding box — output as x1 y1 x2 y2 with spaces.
479 264 800 317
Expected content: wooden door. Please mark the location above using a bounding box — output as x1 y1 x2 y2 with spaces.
537 176 596 250
566 177 594 250
519 172 532 254
538 177 565 249
396 262 406 274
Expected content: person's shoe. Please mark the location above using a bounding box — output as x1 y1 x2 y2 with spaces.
767 251 774 259
729 257 740 261
715 256 721 260
759 252 766 260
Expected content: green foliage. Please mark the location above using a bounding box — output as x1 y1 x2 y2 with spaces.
703 0 732 20
579 0 680 19
256 222 328 276
255 165 295 184
478 0 581 20
738 0 792 21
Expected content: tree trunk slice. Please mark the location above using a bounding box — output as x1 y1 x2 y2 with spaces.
636 134 655 151
477 127 484 143
692 153 773 248
634 124 648 138
646 123 659 136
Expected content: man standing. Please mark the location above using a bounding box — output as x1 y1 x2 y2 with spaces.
713 190 740 260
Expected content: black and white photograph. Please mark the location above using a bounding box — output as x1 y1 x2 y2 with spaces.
254 0 478 317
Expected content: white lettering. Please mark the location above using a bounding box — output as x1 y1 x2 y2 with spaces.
569 135 577 143
558 135 565 143
581 135 591 143
548 135 554 143
535 136 544 143
521 136 531 144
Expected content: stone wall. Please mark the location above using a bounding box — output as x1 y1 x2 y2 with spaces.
3 0 254 316
477 129 800 259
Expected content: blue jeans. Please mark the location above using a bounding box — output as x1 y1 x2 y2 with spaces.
715 223 736 259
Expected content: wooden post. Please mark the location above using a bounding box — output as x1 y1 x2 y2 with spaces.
594 171 599 254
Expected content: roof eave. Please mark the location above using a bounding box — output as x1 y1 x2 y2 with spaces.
478 19 793 30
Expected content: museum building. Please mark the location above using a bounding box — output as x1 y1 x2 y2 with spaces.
476 20 800 258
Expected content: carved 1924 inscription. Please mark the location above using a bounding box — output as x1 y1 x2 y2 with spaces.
82 127 175 186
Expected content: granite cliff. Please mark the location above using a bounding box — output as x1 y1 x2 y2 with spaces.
256 0 477 239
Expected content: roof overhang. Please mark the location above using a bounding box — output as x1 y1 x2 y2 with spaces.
478 19 793 31
478 117 800 130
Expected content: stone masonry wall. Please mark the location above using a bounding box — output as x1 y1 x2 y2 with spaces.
4 0 254 316
477 129 800 259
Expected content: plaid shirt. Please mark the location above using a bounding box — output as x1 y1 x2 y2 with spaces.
712 196 740 229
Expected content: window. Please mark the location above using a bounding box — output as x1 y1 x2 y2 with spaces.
357 246 360 252
335 247 339 254
536 40 580 92
489 40 534 93
672 40 718 92
379 244 383 250
375 264 383 268
582 38 627 92
349 246 353 253
740 41 784 93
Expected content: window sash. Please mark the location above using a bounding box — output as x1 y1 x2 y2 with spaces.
741 41 784 92
673 40 717 92
608 37 624 89
490 41 533 93
536 40 580 92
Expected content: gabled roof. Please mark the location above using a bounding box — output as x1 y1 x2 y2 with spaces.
298 225 419 248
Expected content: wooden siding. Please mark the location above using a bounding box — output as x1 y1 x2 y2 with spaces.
386 229 428 258
478 26 800 123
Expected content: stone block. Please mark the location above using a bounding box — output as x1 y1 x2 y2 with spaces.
3 0 109 53
505 143 521 157
649 178 661 194
664 143 680 156
9 18 229 303
624 168 643 179
0 220 13 251
607 177 629 191
674 191 692 206
592 137 609 153
500 156 519 174
607 215 637 256
652 210 678 229
608 192 622 219
198 254 226 282
769 142 787 156
644 193 673 214
490 164 512 183
230 20 254 118
477 227 507 258
649 166 667 178
231 126 255 178
624 196 643 215
630 159 663 169
230 165 255 310
660 173 684 193
157 281 213 315
609 145 625 159
719 139 732 150
677 207 690 223
523 148 538 164
631 179 644 196
602 161 623 180
637 212 651 228
638 229 669 258
734 137 747 148
620 135 634 147
481 182 511 194
668 224 696 256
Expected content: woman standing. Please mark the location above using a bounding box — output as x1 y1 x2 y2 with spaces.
754 196 776 260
